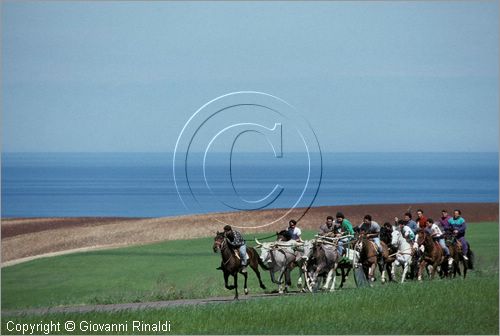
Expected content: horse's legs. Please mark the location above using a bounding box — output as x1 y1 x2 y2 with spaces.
455 259 462 277
378 258 386 283
430 261 439 279
339 267 347 289
401 262 409 283
286 269 292 287
391 260 399 282
344 264 351 282
386 262 394 282
233 274 239 300
250 260 266 290
418 260 427 281
241 270 249 295
284 269 291 292
462 258 468 279
224 271 235 290
380 268 387 283
368 263 377 282
410 255 419 280
381 259 392 283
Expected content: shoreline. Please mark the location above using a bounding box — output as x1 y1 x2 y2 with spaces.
1 202 498 266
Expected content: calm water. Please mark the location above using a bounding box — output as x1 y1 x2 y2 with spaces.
1 152 498 218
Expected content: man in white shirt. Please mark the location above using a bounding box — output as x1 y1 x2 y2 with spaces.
287 219 302 242
425 218 450 257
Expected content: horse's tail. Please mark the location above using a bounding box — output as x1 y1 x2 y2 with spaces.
467 247 474 270
258 254 269 270
248 246 269 271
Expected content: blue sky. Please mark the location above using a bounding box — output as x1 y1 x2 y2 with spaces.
2 1 498 152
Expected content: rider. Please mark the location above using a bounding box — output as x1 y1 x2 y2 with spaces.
447 209 469 261
359 214 382 255
319 216 336 235
287 219 303 242
398 219 415 243
337 212 355 236
336 212 354 257
395 212 418 238
425 218 450 258
439 209 452 232
223 225 248 273
416 209 428 231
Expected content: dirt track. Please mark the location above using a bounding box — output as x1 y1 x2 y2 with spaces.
1 292 292 316
2 202 498 264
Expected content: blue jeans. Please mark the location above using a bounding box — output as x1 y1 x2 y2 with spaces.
373 237 382 253
438 238 450 256
239 245 247 265
338 238 348 256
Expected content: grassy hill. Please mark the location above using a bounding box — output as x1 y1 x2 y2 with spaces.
2 222 498 334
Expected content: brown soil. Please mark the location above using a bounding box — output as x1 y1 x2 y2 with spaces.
1 217 142 238
1 202 497 264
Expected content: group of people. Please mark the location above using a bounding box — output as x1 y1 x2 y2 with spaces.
220 208 470 273
392 209 469 260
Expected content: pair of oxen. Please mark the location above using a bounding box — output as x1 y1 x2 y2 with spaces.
254 234 357 293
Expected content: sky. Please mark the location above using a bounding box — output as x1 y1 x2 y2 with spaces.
2 1 499 153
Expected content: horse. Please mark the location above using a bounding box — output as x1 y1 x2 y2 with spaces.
255 238 303 293
379 225 396 283
389 230 413 283
416 230 444 281
444 231 474 279
354 233 390 283
334 237 357 289
212 232 267 300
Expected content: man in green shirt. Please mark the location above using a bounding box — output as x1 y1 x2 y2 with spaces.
336 212 354 256
337 212 354 235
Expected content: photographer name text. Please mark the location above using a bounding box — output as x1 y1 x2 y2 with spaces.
5 320 172 334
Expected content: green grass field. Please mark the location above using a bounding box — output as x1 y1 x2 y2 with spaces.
2 222 498 334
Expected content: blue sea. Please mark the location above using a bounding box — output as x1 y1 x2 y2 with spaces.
1 152 498 218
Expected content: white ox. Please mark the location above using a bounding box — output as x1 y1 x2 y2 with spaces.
255 239 308 293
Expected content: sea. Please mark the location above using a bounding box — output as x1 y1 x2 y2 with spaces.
1 152 498 218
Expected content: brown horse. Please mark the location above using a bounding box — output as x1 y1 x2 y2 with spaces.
444 232 472 279
354 233 390 282
213 231 267 300
379 225 397 283
416 230 444 281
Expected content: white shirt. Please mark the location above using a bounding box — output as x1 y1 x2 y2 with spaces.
289 227 302 240
430 223 443 237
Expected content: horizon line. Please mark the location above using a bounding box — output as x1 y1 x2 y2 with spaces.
2 150 499 154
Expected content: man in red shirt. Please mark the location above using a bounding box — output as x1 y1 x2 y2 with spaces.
416 209 427 230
